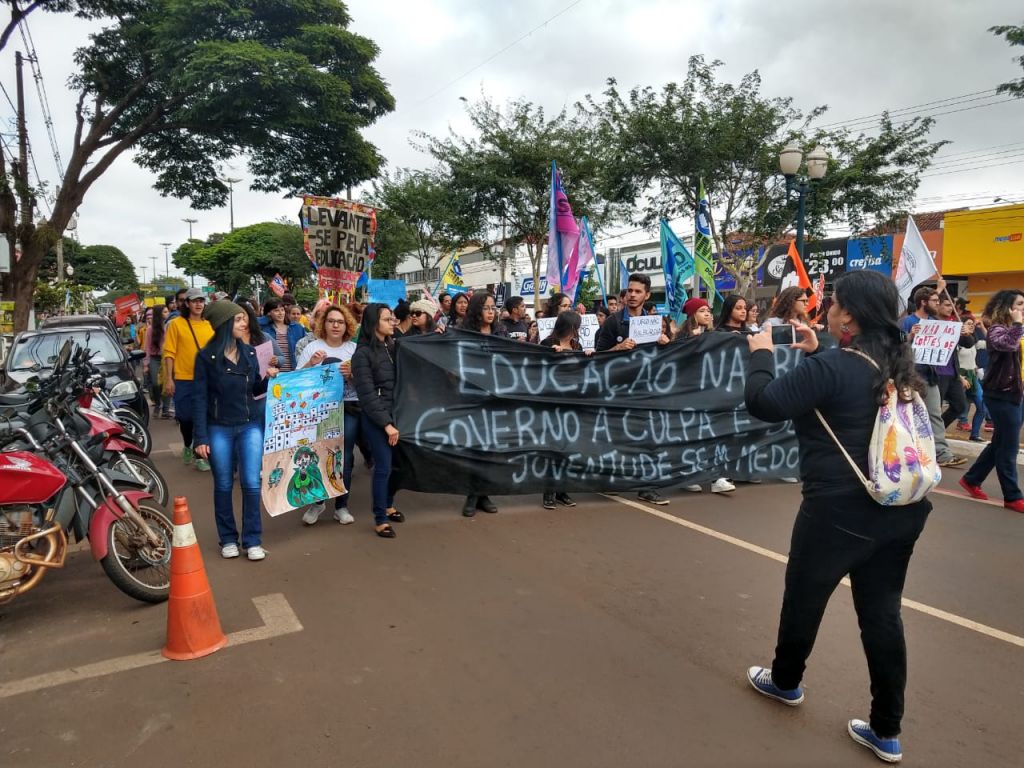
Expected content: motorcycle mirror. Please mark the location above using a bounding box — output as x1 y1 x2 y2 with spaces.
56 340 73 370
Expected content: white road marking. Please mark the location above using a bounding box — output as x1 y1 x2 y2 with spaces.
0 593 302 700
930 487 1007 508
606 494 1024 649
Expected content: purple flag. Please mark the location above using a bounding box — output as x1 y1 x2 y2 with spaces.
546 161 579 290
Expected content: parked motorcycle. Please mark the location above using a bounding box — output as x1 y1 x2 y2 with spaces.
0 342 172 604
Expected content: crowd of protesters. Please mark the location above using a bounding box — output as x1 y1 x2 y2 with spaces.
118 268 1021 765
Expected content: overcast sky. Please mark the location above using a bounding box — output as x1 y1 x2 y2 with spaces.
3 0 1023 281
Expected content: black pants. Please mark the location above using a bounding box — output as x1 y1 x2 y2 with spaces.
938 374 968 428
771 496 930 737
964 395 1023 502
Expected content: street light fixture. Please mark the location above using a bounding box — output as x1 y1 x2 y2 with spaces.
160 242 172 279
182 217 198 240
150 255 157 284
221 177 242 231
779 141 829 256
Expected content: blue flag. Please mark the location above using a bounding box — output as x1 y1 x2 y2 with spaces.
619 257 629 291
660 219 695 324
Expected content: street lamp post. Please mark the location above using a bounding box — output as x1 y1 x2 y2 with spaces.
221 177 241 231
182 217 197 240
150 255 157 284
160 242 172 279
778 141 828 256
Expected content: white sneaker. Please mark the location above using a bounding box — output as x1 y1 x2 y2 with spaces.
684 484 703 493
781 477 800 484
711 478 736 493
333 506 355 525
221 543 240 559
301 502 325 525
246 545 267 561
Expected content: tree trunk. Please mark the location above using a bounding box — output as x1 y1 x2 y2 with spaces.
10 239 45 332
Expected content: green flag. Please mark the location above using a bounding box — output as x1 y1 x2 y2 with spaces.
695 180 724 312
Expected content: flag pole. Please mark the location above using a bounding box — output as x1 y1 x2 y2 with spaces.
581 217 607 309
433 251 456 297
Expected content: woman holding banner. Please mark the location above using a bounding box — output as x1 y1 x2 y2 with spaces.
296 304 359 526
352 303 404 538
960 290 1024 511
538 310 585 510
743 270 932 764
716 295 750 334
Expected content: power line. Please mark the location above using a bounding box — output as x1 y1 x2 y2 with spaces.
815 89 996 129
19 18 64 182
415 0 590 106
922 158 1024 178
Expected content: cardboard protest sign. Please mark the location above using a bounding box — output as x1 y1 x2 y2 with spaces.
912 319 962 367
113 294 143 326
367 279 407 308
628 314 664 344
300 195 376 299
261 366 345 516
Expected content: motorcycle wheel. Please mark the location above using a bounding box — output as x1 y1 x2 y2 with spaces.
114 455 169 507
114 411 152 456
99 498 172 603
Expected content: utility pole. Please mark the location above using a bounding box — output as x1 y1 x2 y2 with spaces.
15 52 29 232
150 255 157 283
183 217 197 240
221 177 241 231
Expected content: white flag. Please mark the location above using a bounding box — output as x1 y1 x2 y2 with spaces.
894 216 938 309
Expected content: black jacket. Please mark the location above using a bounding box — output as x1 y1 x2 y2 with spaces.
352 340 396 429
193 342 267 445
745 346 907 501
595 309 654 352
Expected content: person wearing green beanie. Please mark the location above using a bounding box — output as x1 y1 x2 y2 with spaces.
193 300 279 561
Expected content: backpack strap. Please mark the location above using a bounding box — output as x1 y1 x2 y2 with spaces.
813 346 880 492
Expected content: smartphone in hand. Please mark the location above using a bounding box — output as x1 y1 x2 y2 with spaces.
771 325 797 345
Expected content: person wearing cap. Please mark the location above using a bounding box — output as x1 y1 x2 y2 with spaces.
407 299 436 335
164 287 215 471
193 300 278 561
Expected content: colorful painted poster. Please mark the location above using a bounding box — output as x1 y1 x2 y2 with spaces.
299 195 377 299
261 366 346 517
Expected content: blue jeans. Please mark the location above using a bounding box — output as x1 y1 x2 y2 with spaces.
964 396 1023 502
360 412 394 526
336 406 361 510
208 419 264 547
966 379 986 440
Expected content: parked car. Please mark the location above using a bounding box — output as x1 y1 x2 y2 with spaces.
0 324 149 423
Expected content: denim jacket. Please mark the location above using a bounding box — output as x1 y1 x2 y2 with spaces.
257 316 306 365
193 342 268 446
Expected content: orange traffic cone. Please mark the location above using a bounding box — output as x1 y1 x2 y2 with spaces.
162 496 228 660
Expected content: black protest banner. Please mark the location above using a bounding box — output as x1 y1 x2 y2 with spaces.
393 330 811 495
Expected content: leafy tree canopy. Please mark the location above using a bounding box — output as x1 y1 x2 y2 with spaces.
418 96 619 308
76 244 139 294
175 222 310 295
2 0 394 331
991 22 1024 97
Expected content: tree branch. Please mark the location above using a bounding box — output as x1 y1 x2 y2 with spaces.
0 0 47 54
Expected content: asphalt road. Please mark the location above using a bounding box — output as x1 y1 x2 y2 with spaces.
1 417 1022 768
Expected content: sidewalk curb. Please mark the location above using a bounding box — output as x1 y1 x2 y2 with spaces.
947 438 1024 466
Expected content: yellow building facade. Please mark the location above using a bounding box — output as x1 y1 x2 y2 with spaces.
943 203 1024 309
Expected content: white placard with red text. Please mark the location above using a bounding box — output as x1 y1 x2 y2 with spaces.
911 319 961 366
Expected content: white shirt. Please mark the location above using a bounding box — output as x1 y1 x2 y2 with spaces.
296 339 358 400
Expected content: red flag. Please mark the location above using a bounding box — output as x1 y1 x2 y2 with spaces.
778 240 818 318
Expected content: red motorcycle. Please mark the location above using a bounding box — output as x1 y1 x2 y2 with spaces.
0 343 172 604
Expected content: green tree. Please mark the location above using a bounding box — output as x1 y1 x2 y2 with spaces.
1 0 394 331
34 280 93 314
180 222 310 295
371 206 418 280
585 56 944 295
991 22 1024 97
419 97 618 309
369 168 481 288
74 244 138 293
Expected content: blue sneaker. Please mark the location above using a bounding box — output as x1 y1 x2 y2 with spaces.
848 719 902 763
746 666 804 706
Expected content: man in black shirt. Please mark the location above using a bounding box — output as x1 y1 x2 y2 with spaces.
595 273 671 504
502 296 530 341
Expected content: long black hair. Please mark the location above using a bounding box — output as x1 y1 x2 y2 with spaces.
552 310 581 342
716 294 748 330
546 292 570 317
463 292 495 332
359 302 394 354
448 293 469 328
834 270 923 403
238 299 267 345
150 305 166 349
201 316 240 362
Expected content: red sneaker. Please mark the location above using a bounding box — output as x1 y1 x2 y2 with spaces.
1005 499 1024 513
959 477 988 500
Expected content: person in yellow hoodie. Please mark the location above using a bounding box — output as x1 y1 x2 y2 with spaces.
164 287 215 470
